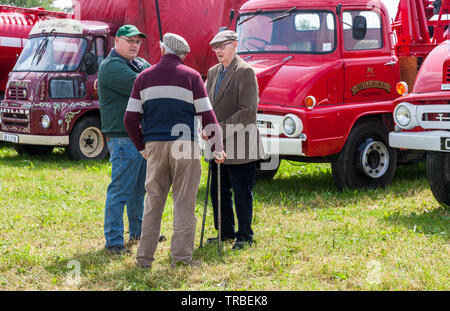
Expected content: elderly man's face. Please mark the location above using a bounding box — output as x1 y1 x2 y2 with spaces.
212 40 237 68
115 35 142 61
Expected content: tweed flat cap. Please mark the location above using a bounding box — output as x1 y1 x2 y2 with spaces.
209 30 238 46
162 33 190 54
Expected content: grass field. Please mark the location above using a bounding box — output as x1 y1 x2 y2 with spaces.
0 143 448 291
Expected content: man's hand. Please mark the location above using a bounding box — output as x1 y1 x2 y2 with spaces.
140 150 148 160
214 150 226 164
201 130 209 141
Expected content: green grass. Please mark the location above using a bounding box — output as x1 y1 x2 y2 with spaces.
0 142 448 290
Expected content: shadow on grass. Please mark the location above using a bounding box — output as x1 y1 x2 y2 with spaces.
0 145 109 169
238 161 429 210
384 206 449 240
44 241 228 290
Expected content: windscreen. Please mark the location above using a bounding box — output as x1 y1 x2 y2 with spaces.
14 36 87 72
236 10 336 54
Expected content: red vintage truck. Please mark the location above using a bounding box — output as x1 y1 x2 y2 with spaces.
0 5 72 100
0 0 247 159
235 0 448 189
389 36 450 207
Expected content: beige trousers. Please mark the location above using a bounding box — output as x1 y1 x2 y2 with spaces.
136 140 201 267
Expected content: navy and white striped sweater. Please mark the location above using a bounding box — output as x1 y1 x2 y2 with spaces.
124 54 222 152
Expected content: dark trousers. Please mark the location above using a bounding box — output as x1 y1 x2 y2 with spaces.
210 161 256 242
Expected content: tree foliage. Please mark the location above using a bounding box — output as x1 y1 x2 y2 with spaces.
0 0 57 11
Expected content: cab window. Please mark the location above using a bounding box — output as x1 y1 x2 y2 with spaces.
343 10 383 51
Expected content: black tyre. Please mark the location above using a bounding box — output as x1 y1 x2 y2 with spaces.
256 156 280 181
427 151 450 209
14 144 54 156
66 116 108 160
331 119 397 190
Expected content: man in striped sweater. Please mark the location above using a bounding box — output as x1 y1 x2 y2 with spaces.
124 33 225 268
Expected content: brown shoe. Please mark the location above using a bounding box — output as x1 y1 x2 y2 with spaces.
125 238 140 249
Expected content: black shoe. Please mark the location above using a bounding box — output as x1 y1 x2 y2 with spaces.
206 236 235 244
159 235 167 242
232 240 253 250
105 245 131 255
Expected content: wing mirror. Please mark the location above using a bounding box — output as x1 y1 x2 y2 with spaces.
84 52 98 75
352 15 367 40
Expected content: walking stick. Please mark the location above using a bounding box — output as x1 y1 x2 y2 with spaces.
199 161 212 248
217 162 222 253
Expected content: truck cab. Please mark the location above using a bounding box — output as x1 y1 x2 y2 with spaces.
236 0 400 188
0 19 110 159
389 39 450 207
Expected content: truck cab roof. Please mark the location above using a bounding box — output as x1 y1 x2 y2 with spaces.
241 0 386 11
29 19 110 37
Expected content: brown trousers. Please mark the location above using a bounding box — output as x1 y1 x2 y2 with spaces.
136 140 201 267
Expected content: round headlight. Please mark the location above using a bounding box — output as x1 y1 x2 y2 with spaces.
41 115 51 129
283 117 296 136
394 104 411 127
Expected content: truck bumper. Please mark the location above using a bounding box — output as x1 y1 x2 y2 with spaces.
261 136 305 155
389 130 450 152
0 131 69 146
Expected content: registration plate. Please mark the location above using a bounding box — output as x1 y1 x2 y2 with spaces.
441 137 450 151
2 133 18 143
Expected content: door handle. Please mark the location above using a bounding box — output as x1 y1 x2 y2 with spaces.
384 61 397 67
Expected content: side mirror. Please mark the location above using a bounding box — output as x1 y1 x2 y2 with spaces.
352 15 367 40
84 52 98 75
221 9 236 31
336 4 342 16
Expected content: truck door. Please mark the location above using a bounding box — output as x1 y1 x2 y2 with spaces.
341 8 399 104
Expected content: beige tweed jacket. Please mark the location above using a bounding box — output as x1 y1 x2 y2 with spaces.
206 55 264 165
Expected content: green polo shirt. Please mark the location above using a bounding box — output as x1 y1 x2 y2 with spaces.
98 49 150 138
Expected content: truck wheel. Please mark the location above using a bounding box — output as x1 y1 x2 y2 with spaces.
14 144 54 156
427 151 450 209
255 156 280 181
331 120 397 190
66 116 108 160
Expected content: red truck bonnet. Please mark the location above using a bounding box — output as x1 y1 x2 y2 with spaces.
414 40 450 94
77 0 248 77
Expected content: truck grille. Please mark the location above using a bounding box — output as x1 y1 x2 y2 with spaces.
0 108 31 133
7 87 28 100
446 65 450 83
418 105 450 130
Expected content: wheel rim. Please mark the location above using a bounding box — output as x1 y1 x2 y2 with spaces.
359 140 389 179
78 126 104 158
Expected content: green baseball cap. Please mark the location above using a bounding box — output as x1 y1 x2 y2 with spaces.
116 24 147 38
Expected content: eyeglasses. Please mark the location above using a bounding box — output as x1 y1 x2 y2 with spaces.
211 41 235 51
120 37 142 46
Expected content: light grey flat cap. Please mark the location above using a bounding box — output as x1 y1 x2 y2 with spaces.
209 30 238 46
162 33 190 54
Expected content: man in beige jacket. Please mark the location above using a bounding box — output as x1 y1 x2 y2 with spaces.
205 30 264 250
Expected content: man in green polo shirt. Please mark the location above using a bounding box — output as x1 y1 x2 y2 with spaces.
98 25 151 255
